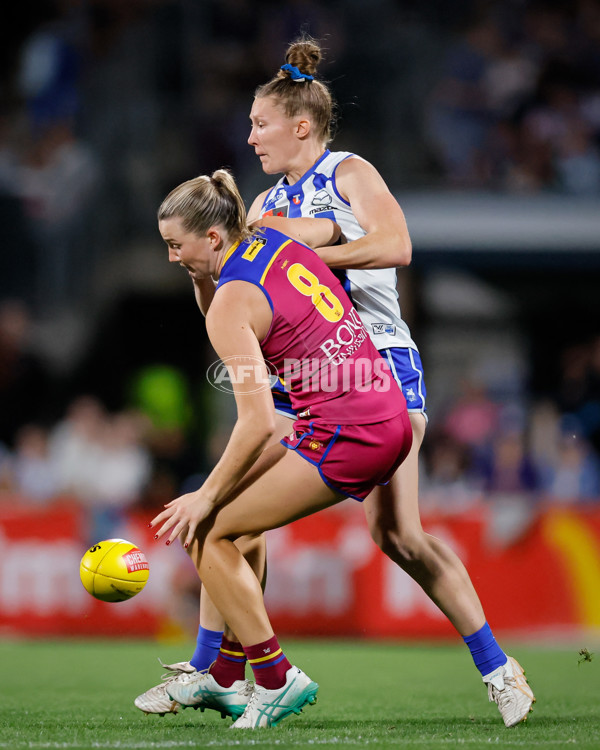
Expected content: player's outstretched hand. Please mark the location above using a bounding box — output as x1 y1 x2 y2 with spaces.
150 491 214 548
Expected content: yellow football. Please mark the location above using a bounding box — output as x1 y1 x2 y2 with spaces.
80 539 149 602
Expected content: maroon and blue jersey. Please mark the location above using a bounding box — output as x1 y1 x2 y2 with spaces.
215 227 406 425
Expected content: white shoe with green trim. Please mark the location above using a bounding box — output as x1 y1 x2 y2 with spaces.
231 666 318 729
167 668 253 719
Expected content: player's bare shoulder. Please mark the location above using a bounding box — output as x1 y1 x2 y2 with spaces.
247 188 273 223
209 279 271 341
335 155 389 201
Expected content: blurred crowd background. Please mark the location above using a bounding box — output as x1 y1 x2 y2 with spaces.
2 0 600 541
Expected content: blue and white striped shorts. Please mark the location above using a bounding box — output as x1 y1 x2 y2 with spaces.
379 347 427 416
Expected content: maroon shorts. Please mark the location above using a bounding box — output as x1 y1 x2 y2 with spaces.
281 411 413 501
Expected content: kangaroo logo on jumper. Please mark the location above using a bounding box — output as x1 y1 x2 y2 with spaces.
311 189 332 206
273 187 287 203
263 187 289 216
405 387 416 402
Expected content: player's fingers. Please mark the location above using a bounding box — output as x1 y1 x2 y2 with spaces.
153 513 179 540
166 519 188 546
152 522 169 540
149 503 179 529
183 523 198 549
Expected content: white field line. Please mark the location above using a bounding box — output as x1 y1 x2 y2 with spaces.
0 738 582 748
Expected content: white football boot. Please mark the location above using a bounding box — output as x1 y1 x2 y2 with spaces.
167 668 253 719
483 656 535 727
134 659 196 715
231 666 318 729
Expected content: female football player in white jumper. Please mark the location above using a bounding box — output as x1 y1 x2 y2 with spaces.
136 37 534 729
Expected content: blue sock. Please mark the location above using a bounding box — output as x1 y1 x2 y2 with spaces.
463 622 507 677
189 626 224 671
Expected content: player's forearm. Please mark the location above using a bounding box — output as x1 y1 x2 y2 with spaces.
199 415 274 508
253 215 341 249
316 230 412 270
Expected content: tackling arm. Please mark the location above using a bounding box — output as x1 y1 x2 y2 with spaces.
252 215 342 248
316 156 412 270
248 187 342 249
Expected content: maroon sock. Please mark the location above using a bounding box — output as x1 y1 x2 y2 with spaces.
244 635 292 689
208 636 247 687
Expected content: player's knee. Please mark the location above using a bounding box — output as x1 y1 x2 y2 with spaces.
374 525 428 566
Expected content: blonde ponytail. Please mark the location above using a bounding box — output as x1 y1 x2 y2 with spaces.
158 169 251 240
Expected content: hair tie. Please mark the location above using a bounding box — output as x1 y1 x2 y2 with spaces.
280 63 314 83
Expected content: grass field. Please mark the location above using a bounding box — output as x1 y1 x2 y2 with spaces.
0 638 598 749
